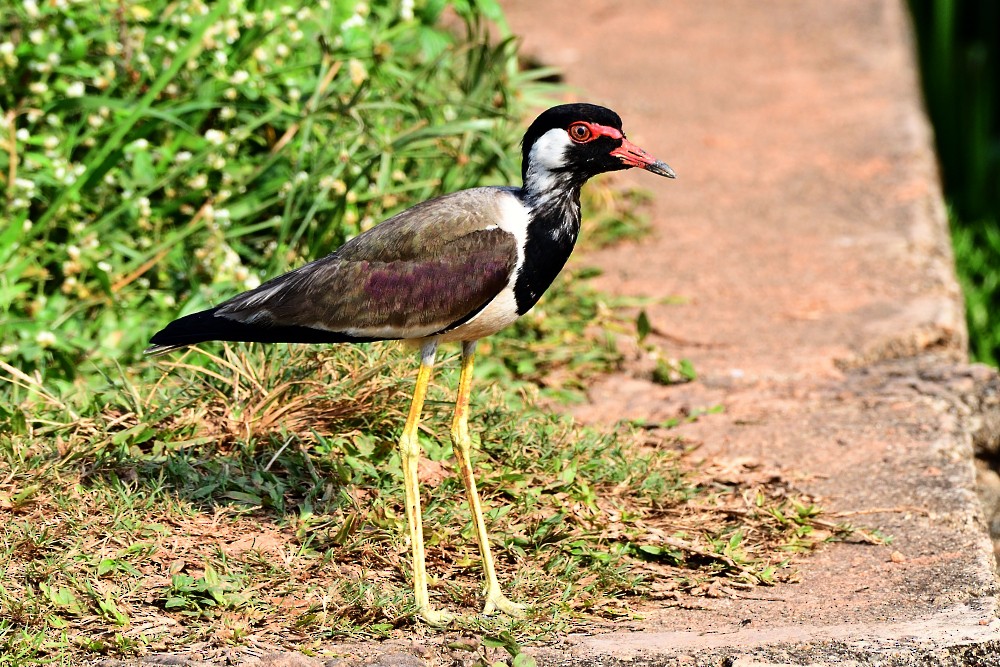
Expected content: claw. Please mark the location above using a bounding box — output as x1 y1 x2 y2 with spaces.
418 605 456 626
483 590 529 618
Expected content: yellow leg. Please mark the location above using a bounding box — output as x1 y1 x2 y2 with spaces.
399 340 453 625
451 340 528 618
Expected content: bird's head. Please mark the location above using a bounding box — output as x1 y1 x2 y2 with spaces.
521 103 675 191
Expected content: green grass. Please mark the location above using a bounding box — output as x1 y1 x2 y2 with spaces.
0 0 554 385
0 1 856 663
908 0 1000 364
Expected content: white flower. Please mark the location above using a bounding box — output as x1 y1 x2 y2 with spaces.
66 81 85 98
341 13 364 30
400 0 414 21
219 106 235 120
97 261 112 273
223 18 240 43
66 245 81 260
275 43 289 58
188 173 208 189
174 150 193 163
0 42 13 55
213 50 228 66
35 331 56 348
15 128 29 141
43 135 59 149
14 178 36 193
128 138 150 151
348 59 367 86
204 129 226 145
29 82 48 94
230 70 249 85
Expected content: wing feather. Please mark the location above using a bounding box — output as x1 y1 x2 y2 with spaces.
212 188 520 340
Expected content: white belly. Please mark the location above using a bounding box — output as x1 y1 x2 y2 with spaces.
434 286 521 343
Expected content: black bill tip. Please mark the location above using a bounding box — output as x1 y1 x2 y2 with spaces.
646 160 676 178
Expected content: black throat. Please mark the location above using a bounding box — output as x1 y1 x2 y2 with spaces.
513 183 582 315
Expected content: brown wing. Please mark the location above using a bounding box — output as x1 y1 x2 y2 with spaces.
214 187 520 340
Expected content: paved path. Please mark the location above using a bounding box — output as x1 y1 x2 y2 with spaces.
501 1 1000 665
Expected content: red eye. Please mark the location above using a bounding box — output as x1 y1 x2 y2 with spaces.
568 122 593 143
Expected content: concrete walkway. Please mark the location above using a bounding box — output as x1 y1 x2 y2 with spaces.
500 1 1000 665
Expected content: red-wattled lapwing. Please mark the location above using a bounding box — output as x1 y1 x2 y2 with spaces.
147 103 675 624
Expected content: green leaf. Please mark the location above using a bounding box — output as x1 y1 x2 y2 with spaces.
512 654 537 667
97 559 117 577
636 309 651 342
221 491 263 506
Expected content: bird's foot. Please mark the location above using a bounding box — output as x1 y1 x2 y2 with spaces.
483 590 529 619
418 604 456 626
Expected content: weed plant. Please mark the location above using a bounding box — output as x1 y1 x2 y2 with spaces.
0 1 846 662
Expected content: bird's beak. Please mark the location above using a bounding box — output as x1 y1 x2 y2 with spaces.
611 138 676 178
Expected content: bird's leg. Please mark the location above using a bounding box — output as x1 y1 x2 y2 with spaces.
450 340 528 618
399 340 453 625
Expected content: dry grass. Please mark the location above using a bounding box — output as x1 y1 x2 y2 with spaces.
0 329 866 663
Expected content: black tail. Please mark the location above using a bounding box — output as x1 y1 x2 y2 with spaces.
145 306 375 356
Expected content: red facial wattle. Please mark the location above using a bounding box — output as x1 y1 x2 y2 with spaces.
568 120 675 178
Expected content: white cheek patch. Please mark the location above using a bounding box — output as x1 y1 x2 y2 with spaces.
525 128 573 192
528 127 572 171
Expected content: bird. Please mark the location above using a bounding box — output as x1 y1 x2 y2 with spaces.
147 103 675 624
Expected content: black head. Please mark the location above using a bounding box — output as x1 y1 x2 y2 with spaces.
520 103 674 189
